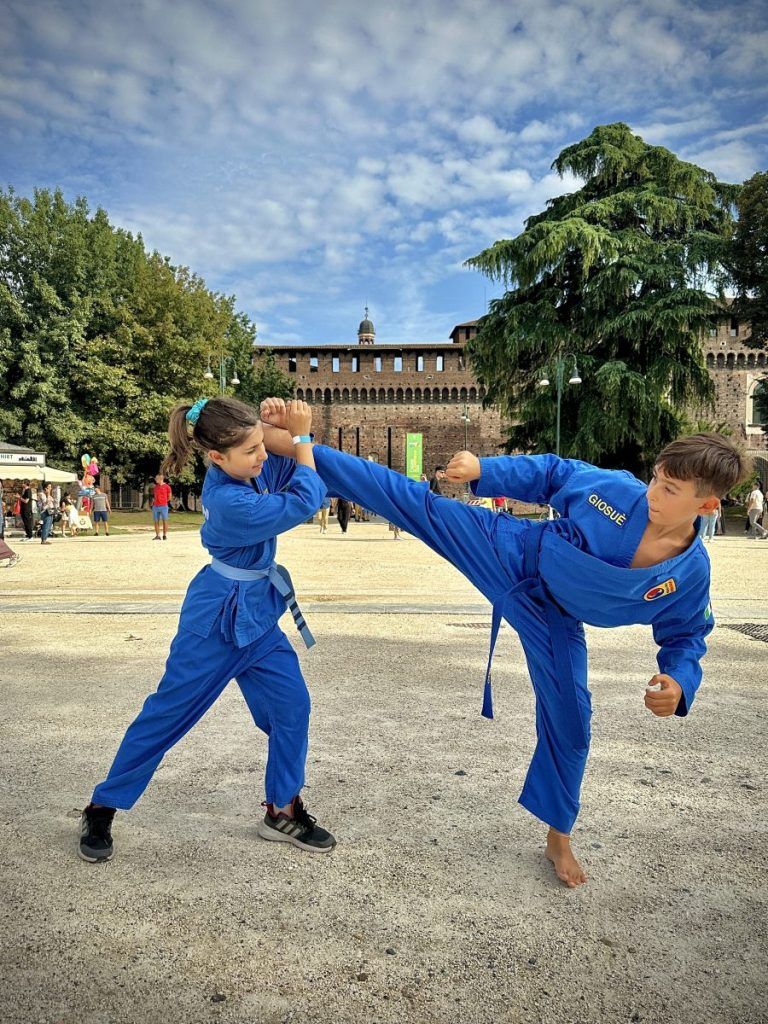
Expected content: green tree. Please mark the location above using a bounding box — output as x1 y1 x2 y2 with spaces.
730 170 768 347
730 171 768 443
0 187 262 491
465 123 739 473
241 348 296 407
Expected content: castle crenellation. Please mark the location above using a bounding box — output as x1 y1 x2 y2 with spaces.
259 312 767 478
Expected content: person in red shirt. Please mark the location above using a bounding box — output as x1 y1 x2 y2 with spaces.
152 473 172 540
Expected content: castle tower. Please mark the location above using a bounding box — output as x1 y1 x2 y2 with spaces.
357 305 375 346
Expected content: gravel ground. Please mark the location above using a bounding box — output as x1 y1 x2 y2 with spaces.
1 522 767 1024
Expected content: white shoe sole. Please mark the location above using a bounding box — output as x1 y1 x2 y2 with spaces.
78 847 114 863
257 820 335 853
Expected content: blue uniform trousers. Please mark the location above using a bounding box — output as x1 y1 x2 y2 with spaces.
91 621 310 810
313 447 591 834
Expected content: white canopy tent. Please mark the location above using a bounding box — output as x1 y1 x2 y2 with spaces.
0 465 78 483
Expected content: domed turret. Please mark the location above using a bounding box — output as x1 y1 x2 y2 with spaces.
358 305 375 345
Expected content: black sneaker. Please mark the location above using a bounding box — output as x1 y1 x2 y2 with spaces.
257 796 336 853
79 804 116 862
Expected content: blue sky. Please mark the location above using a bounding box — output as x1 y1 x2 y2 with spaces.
2 0 767 346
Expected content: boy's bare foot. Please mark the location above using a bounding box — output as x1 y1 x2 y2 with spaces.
545 828 587 888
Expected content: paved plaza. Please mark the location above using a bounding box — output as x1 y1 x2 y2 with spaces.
1 521 767 1024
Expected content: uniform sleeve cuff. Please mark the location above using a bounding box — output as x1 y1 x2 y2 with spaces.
674 680 695 717
470 458 497 497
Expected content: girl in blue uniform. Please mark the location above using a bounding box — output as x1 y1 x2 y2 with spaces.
259 406 748 887
79 397 336 862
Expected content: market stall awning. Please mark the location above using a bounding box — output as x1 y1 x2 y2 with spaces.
0 465 77 482
41 466 78 483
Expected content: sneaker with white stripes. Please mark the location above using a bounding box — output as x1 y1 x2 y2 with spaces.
78 804 116 862
257 796 336 853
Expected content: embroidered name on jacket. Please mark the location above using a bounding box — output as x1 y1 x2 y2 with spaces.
587 492 627 527
644 578 677 601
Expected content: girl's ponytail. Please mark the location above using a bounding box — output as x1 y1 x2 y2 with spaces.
162 404 194 477
161 396 260 478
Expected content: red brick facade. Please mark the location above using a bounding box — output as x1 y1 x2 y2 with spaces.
259 315 768 482
703 318 768 456
264 322 505 478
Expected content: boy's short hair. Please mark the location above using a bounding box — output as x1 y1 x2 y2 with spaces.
655 433 752 497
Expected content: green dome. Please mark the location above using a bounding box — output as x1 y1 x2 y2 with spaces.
358 318 375 334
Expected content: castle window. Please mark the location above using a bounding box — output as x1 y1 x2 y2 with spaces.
436 355 444 371
375 356 382 372
416 355 424 371
288 356 297 373
458 352 465 369
332 356 340 373
351 355 359 372
309 355 319 372
748 380 768 428
729 316 739 337
393 356 403 372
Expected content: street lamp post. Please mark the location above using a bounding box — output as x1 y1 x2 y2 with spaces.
537 354 582 458
460 403 471 495
205 355 240 396
538 354 582 517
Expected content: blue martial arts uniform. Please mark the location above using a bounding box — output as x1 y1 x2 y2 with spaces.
91 456 326 811
310 446 713 835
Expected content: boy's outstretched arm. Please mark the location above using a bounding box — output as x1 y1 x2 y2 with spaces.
446 449 587 505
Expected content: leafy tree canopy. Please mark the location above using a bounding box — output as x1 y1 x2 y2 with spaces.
730 170 768 347
465 123 740 473
0 187 291 488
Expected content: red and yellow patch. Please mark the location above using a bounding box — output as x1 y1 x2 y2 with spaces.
643 578 677 602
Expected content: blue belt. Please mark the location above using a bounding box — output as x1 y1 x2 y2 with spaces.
210 558 315 650
481 523 587 750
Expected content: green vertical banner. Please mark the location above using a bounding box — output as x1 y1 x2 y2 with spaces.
406 433 423 480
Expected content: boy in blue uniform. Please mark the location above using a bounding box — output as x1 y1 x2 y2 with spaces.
260 403 749 887
79 397 336 862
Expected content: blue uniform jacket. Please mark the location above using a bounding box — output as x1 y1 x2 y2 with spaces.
473 455 714 716
177 457 326 647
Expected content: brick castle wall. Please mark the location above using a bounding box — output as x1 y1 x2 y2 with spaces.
265 329 507 480
703 320 767 454
260 316 768 483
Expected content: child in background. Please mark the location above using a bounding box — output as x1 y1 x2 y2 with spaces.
152 473 172 541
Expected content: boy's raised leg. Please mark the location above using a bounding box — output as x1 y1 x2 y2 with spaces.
262 424 593 886
310 443 516 602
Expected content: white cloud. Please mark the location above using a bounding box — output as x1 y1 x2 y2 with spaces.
627 116 716 147
455 115 511 148
1 0 766 343
682 140 763 182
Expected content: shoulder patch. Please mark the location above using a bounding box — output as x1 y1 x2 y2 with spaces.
643 578 677 602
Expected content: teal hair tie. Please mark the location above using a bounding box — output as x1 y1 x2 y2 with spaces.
186 398 209 426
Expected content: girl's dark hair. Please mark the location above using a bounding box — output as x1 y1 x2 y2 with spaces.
162 397 260 477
